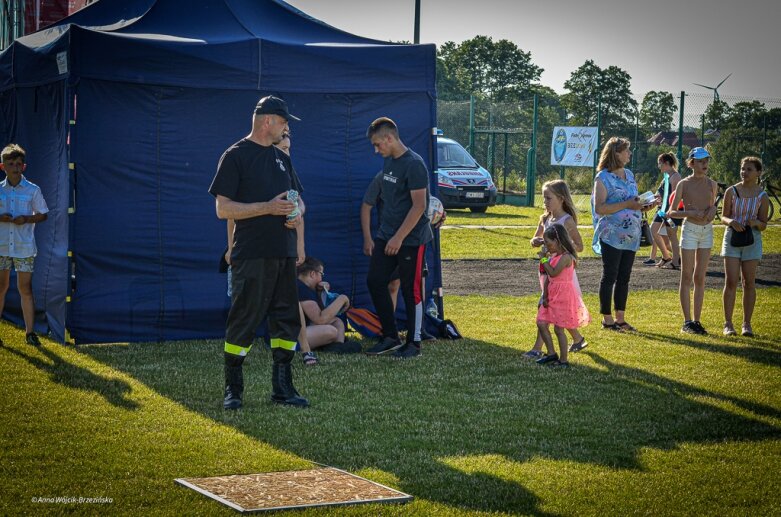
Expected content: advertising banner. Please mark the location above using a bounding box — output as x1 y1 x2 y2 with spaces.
550 126 598 167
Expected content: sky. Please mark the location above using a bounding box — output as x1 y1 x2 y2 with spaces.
287 0 781 102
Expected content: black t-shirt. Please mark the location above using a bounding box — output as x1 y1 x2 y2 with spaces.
377 149 433 247
296 279 322 324
209 139 303 259
362 171 384 225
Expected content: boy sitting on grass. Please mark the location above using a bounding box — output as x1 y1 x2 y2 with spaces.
297 257 361 353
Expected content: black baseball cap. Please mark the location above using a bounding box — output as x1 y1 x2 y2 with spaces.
254 96 300 121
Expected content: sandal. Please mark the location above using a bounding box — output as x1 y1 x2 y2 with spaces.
601 321 620 331
655 258 672 268
522 349 545 359
302 351 318 365
660 261 679 270
615 321 637 332
569 338 588 352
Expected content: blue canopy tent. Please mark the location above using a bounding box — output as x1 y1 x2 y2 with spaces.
0 0 439 344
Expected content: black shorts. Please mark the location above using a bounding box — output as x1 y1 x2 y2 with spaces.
653 212 683 227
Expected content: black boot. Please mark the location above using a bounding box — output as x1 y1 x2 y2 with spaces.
223 353 245 410
271 348 309 407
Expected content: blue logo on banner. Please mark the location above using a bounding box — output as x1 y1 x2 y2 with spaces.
553 129 567 163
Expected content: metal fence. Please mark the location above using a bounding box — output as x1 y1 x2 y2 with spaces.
438 91 781 213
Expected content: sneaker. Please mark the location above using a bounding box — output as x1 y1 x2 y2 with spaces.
741 323 754 337
522 349 544 359
392 342 420 358
25 333 41 346
365 337 403 356
681 321 698 334
642 258 657 266
569 338 588 353
723 323 737 336
320 340 362 354
692 321 708 335
420 328 437 341
535 353 559 365
302 351 318 365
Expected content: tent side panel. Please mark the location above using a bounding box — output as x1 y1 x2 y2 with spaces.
0 81 69 340
68 80 261 343
287 91 439 314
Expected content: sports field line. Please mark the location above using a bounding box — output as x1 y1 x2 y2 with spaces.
442 222 781 230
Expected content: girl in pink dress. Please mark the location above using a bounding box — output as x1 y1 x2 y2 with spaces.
536 224 591 368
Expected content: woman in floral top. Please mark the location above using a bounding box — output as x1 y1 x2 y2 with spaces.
591 137 648 332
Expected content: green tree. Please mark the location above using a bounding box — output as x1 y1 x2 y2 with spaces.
562 60 637 129
705 102 781 183
640 91 677 131
436 36 543 101
704 100 730 131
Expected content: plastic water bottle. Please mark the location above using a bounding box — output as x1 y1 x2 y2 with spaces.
287 189 300 221
426 299 438 318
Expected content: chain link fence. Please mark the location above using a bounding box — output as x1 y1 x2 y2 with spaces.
438 91 781 216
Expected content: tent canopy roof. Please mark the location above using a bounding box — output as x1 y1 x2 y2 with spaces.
2 0 435 92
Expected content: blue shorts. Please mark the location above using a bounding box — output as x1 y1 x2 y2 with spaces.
721 228 763 261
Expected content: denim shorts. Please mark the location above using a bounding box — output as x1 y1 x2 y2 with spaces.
0 255 35 272
680 222 713 250
721 228 763 261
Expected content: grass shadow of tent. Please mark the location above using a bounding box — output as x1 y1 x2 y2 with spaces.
82 336 780 514
2 343 139 410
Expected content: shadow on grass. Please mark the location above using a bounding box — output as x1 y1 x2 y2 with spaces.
702 269 781 287
82 337 780 514
1 342 139 410
637 330 781 368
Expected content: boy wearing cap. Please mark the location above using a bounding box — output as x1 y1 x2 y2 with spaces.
209 95 309 409
667 147 718 335
0 144 49 346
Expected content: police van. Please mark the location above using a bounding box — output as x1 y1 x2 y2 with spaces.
435 133 497 213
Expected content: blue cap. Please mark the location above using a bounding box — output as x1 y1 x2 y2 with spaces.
688 147 711 160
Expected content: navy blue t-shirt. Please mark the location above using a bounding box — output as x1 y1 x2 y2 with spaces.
297 279 322 324
209 138 303 259
377 149 433 246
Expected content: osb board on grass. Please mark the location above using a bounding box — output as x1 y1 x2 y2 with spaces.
176 467 413 513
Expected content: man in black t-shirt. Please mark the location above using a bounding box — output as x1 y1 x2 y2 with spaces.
208 96 308 409
364 117 432 358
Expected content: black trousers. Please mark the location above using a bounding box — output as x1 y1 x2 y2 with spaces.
367 239 425 343
225 257 300 354
599 241 636 315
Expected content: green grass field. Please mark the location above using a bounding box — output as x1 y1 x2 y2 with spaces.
2 205 780 515
2 288 780 515
445 195 781 229
441 213 781 260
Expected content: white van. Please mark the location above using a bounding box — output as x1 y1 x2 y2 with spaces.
435 135 497 213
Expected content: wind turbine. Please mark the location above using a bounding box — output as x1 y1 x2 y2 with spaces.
693 73 732 102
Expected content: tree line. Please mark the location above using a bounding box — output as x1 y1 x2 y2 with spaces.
437 36 780 185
